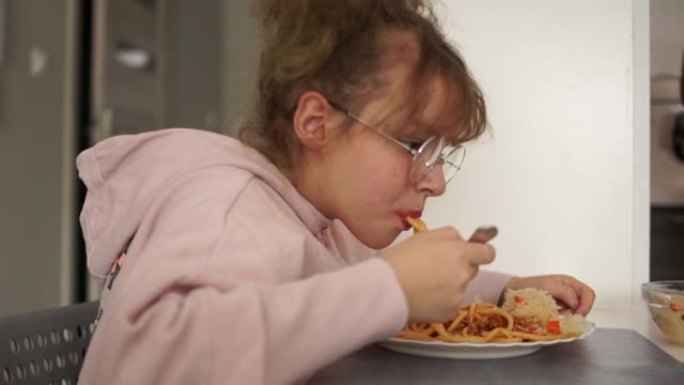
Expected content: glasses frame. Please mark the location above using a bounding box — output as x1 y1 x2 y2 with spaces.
326 99 466 183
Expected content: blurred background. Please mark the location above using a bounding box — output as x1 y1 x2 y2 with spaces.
0 0 682 317
650 0 684 282
0 0 261 316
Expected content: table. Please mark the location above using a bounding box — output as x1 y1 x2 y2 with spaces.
590 307 684 363
310 307 684 385
310 328 682 384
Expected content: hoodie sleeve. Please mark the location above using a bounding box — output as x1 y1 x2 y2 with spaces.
78 169 408 385
463 270 514 305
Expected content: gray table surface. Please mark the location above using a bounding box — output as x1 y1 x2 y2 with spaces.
310 328 684 385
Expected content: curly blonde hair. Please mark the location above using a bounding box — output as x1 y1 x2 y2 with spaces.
240 0 486 170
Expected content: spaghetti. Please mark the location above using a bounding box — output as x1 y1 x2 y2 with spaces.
406 216 427 233
395 300 581 343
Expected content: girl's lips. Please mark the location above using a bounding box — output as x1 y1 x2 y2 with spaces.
405 210 423 219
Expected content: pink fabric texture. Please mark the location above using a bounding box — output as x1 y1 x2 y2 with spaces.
76 128 511 385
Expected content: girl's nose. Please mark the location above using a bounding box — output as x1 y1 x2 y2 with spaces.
416 163 447 197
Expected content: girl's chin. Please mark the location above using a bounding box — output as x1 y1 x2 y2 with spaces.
356 229 400 250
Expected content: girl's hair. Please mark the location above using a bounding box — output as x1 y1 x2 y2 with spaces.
239 0 486 170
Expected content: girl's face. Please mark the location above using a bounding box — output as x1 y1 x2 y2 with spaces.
320 98 449 249
292 32 455 248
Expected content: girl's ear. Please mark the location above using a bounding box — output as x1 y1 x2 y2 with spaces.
292 91 337 150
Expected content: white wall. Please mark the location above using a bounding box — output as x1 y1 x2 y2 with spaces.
424 0 649 310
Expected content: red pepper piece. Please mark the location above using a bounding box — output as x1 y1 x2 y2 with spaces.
547 320 561 334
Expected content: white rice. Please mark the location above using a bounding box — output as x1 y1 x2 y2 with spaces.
501 288 560 326
502 287 593 334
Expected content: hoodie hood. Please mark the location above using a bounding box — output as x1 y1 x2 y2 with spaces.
76 128 329 278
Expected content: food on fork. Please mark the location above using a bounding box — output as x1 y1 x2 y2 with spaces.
406 216 427 233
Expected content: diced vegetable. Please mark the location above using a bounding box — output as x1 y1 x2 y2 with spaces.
547 320 561 334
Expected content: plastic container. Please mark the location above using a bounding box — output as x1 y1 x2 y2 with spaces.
641 281 684 345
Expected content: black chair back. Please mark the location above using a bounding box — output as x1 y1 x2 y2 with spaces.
0 301 99 385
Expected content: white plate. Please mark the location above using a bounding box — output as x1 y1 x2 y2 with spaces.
377 326 595 360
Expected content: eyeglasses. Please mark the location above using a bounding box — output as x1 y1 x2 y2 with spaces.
327 99 466 184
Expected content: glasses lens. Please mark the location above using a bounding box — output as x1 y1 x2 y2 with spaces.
441 145 466 183
415 137 442 166
411 137 442 181
410 139 465 183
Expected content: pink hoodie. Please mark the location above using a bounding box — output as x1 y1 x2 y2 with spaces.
76 128 511 385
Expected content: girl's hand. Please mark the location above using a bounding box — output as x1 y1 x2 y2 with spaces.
504 275 596 316
381 227 496 323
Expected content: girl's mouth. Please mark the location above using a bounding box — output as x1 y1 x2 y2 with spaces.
400 210 423 230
